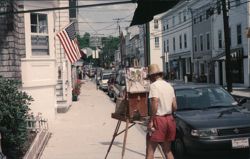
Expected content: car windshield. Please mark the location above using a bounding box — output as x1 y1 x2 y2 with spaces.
175 87 237 110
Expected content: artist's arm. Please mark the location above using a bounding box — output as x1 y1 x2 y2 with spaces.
148 97 158 130
150 97 158 120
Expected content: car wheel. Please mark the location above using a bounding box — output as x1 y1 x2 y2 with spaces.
174 137 186 159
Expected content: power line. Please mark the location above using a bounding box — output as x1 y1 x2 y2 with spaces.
78 20 131 24
0 1 133 15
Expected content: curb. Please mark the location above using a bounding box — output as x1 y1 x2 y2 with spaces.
232 94 250 100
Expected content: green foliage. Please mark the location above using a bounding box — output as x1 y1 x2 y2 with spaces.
0 78 33 159
101 36 119 67
77 33 120 67
77 32 90 49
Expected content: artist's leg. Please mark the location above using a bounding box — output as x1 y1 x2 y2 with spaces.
146 138 158 159
160 141 174 159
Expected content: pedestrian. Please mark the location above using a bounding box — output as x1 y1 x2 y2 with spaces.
146 64 177 159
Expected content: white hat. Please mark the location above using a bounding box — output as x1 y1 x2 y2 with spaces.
148 64 163 76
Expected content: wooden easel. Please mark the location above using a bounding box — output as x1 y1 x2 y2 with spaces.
104 114 166 159
104 115 136 159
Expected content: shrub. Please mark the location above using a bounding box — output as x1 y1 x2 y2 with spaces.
0 78 33 159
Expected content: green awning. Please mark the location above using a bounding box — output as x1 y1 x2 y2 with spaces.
130 0 180 26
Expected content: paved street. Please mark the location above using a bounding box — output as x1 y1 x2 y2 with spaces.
40 79 162 159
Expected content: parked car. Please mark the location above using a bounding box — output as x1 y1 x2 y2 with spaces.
98 69 113 86
99 72 112 91
112 69 126 102
88 68 96 78
172 84 249 158
107 74 116 97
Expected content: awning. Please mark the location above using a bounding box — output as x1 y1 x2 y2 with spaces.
130 0 180 26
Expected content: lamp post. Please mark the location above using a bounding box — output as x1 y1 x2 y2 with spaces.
246 27 250 88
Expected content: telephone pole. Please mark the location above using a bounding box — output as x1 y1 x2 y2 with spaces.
221 0 232 92
114 18 123 68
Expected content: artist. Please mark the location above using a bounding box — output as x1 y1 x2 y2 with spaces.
146 64 177 159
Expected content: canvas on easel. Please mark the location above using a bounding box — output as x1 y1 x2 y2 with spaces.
112 67 149 121
124 67 149 120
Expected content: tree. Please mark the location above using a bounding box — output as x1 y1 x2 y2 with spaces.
77 33 120 68
77 32 90 49
101 36 119 68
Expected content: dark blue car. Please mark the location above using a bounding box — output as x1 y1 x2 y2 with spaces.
173 84 249 158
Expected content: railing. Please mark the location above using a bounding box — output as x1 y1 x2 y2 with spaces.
26 112 48 132
0 134 6 159
24 113 50 159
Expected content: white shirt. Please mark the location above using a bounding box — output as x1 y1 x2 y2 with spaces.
149 79 175 116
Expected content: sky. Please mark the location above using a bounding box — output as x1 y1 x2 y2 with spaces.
77 0 137 37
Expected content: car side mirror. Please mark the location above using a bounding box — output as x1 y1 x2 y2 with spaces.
238 98 247 106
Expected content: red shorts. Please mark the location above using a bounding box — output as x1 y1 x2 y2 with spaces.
147 115 176 142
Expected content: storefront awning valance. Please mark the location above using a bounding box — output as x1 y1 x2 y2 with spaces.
130 0 180 26
211 48 246 61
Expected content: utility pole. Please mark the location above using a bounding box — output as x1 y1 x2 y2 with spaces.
114 18 123 68
221 0 232 92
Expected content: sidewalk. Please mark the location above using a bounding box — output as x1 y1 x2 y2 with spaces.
231 87 250 99
40 79 160 159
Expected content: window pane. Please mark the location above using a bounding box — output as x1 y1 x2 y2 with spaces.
173 37 176 50
179 35 182 49
31 35 49 55
200 35 203 51
207 34 210 50
31 14 37 33
31 25 37 33
237 24 242 45
31 14 37 25
184 34 187 48
39 14 48 33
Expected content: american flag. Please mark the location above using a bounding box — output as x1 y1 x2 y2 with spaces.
57 22 81 63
